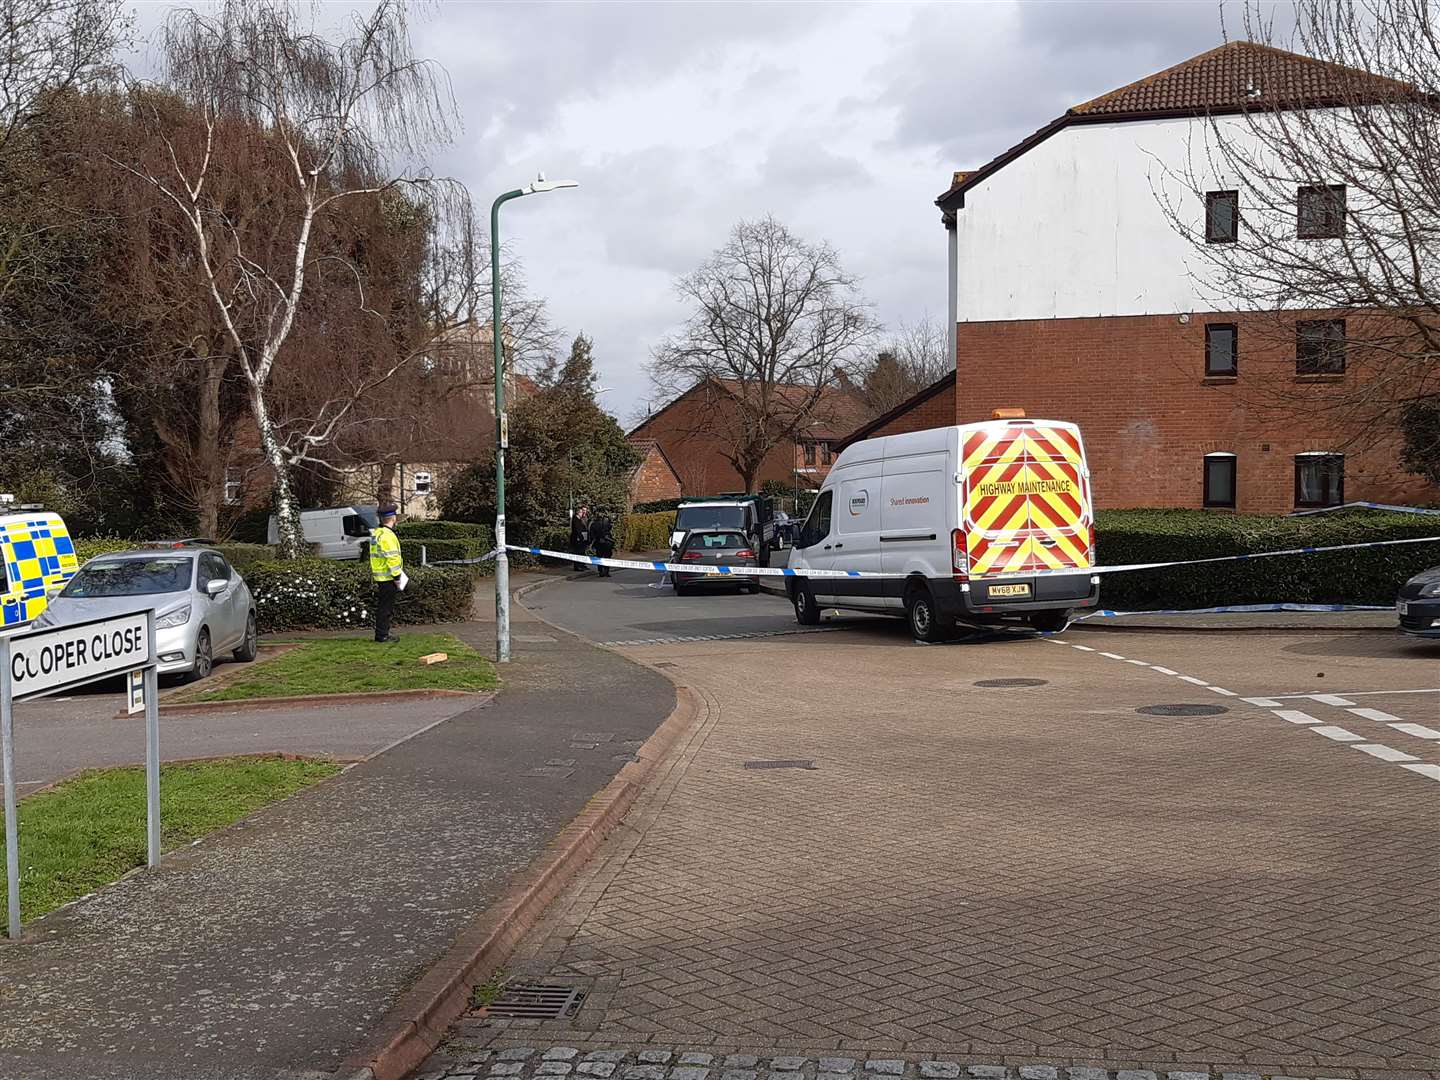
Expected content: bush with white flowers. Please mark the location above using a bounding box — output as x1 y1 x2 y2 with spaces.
247 559 473 632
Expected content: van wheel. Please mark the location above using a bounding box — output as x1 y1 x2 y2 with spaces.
793 583 821 625
905 586 950 643
1028 609 1073 633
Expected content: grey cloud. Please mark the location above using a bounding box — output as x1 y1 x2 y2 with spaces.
761 140 872 191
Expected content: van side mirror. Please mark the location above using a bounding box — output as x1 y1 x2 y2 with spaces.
205 578 227 597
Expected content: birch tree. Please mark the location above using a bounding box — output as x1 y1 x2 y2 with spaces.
648 216 875 493
117 1 473 556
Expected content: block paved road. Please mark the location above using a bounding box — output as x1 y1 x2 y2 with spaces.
421 575 1439 1080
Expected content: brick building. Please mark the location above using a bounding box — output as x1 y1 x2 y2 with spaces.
837 372 956 450
859 42 1434 512
626 438 683 507
629 379 871 495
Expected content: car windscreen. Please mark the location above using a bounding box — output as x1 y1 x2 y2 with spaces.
676 505 746 531
686 532 748 550
62 558 193 597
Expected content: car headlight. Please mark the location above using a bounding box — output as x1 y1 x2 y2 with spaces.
156 604 192 629
1420 581 1440 599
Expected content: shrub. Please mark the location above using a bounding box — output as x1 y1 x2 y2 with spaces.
1093 509 1440 610
245 559 473 632
212 543 277 575
618 511 676 552
397 537 494 569
395 520 492 541
73 537 134 562
631 498 682 514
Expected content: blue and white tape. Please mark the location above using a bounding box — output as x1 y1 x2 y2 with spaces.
1076 602 1392 620
432 534 1440 582
1290 501 1440 517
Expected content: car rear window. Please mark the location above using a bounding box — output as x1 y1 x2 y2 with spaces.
689 532 747 550
63 558 194 597
677 505 746 531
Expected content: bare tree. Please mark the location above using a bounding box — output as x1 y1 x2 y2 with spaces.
115 1 475 556
854 316 951 414
1165 7 1440 471
648 216 875 492
0 0 127 154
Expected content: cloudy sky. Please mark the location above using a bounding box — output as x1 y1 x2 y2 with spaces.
129 1 1242 423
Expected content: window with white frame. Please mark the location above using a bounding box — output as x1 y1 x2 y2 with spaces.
223 468 242 506
1294 453 1344 508
413 470 433 495
1203 453 1237 508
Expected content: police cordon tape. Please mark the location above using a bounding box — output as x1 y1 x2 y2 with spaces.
1076 602 1392 620
1291 501 1440 517
427 533 1440 581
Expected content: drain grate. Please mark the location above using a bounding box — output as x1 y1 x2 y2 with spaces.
1137 703 1229 717
482 982 587 1020
974 678 1049 688
743 759 817 770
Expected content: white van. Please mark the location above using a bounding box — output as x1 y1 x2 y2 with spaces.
266 505 377 560
786 417 1100 640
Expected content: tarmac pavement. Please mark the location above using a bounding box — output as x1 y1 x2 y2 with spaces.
0 577 675 1080
419 573 1439 1080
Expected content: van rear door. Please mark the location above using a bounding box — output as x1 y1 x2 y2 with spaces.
960 423 1092 579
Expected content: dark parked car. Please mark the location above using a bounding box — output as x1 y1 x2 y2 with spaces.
672 529 761 596
1397 565 1440 638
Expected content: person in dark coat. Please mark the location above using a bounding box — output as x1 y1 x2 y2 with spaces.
589 512 615 577
569 505 591 571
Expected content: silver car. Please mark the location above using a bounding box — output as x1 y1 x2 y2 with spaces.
33 549 257 680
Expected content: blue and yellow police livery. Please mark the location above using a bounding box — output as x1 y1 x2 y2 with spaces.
1 511 79 628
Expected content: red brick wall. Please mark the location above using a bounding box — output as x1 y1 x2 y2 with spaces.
954 312 1434 513
865 382 958 440
628 445 682 506
631 394 836 495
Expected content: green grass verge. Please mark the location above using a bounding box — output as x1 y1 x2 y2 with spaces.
1 755 340 925
175 632 497 702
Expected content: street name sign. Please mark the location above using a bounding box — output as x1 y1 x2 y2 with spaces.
6 611 150 701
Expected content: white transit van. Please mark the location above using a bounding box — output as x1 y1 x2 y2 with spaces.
266 505 377 560
786 415 1099 640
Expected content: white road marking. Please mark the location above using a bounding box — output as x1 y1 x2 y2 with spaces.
1124 658 1149 665
1264 688 1440 700
1311 726 1365 742
1177 675 1209 686
1150 666 1178 676
1400 763 1440 781
1310 694 1356 706
1348 707 1404 723
1388 723 1440 740
1099 652 1127 660
1207 686 1238 696
1242 697 1281 707
1070 644 1095 652
1353 744 1419 762
1274 709 1322 725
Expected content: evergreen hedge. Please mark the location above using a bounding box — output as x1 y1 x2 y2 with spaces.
246 559 473 632
394 520 491 541
619 511 676 552
1093 509 1440 610
397 537 493 567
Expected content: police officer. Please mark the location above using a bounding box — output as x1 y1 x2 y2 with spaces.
370 504 404 643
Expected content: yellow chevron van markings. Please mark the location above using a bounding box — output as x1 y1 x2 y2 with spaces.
1028 499 1090 566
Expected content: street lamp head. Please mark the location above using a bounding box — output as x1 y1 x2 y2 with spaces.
525 172 579 195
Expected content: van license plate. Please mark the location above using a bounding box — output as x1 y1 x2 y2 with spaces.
990 583 1031 598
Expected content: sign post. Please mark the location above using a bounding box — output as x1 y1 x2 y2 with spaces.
1 610 156 939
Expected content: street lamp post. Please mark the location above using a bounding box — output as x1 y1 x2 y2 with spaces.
491 173 578 663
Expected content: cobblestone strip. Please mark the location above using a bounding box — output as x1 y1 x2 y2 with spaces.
411 1049 1439 1080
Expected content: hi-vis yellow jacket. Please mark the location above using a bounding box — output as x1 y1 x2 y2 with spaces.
369 526 403 582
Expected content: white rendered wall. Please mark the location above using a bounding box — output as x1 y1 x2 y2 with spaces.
954 114 1267 322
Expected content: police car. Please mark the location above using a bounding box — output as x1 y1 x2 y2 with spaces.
0 501 80 628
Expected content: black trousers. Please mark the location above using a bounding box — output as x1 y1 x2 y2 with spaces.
594 545 614 576
375 580 399 640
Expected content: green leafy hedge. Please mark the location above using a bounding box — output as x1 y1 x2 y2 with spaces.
398 538 493 566
246 559 473 632
395 520 491 541
631 498 682 514
70 539 277 574
619 511 676 552
1094 509 1440 610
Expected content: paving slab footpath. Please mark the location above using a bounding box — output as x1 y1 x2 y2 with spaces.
0 575 675 1080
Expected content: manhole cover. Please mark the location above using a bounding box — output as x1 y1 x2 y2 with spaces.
1136 703 1229 717
743 759 817 770
974 678 1049 688
482 982 587 1020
